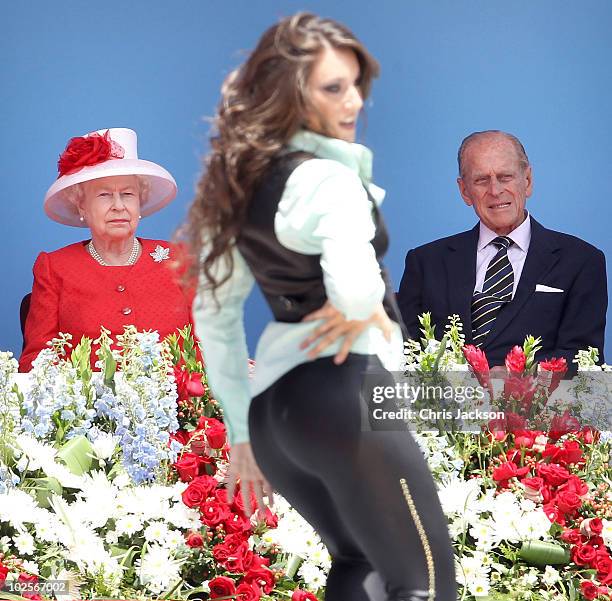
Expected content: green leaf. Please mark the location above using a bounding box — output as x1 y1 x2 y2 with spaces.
518 540 570 566
56 435 93 475
33 476 63 508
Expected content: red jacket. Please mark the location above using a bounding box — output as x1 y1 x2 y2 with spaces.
20 238 196 371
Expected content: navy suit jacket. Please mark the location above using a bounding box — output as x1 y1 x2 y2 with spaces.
397 218 607 368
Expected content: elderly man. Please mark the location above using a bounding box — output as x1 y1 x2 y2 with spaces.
397 130 607 367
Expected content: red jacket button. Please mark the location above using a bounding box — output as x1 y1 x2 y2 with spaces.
117 285 126 292
122 307 132 315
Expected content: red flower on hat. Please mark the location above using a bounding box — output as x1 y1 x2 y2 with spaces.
57 130 124 176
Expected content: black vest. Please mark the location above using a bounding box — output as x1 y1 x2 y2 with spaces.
237 152 404 329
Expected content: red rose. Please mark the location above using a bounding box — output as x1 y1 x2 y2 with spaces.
186 531 205 548
538 464 570 486
543 440 584 466
555 490 583 515
181 475 218 508
208 576 236 599
549 410 581 441
17 573 41 601
572 544 598 567
205 418 227 449
57 131 119 176
561 528 583 545
514 430 537 448
539 357 567 393
236 581 262 601
201 499 232 528
462 345 491 389
542 502 566 525
213 533 251 571
243 567 275 594
174 367 206 401
581 518 604 537
225 512 253 534
0 563 9 586
578 427 599 444
595 555 612 585
558 475 588 497
492 461 529 487
505 345 526 373
258 506 279 529
580 581 600 600
292 590 319 601
174 453 205 482
171 429 191 446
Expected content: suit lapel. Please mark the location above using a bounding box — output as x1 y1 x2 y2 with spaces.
484 218 560 348
445 225 479 341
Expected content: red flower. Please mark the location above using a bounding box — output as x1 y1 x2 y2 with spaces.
224 512 253 534
243 567 275 594
572 544 598 567
174 453 206 482
555 490 583 515
543 440 584 466
492 461 529 488
186 531 205 548
213 533 251 572
181 475 218 508
17 573 41 601
542 502 566 525
201 498 232 528
539 357 567 393
203 418 227 449
462 345 491 389
57 130 122 176
549 410 581 441
581 518 604 537
514 430 537 448
209 576 236 599
0 563 9 586
174 367 206 401
236 580 262 601
595 555 612 585
561 528 583 545
558 475 588 497
292 590 319 601
505 345 526 373
538 464 571 486
257 506 279 529
580 581 600 600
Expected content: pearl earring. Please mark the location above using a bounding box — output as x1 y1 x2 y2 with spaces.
79 215 84 222
139 215 142 219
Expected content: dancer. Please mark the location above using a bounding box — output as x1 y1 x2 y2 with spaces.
186 13 457 601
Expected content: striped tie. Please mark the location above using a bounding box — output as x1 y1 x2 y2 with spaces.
471 236 514 347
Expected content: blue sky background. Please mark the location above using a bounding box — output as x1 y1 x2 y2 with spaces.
2 1 610 359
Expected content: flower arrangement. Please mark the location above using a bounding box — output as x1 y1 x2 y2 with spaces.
0 327 328 600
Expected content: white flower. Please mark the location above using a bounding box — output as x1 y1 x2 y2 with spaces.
136 544 182 594
150 245 170 263
542 566 560 585
91 432 119 460
298 562 327 591
144 521 170 544
105 530 119 545
437 476 482 516
19 560 39 575
601 519 612 548
13 531 35 555
115 515 143 536
468 576 490 597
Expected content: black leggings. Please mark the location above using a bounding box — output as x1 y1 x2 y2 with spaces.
249 354 457 601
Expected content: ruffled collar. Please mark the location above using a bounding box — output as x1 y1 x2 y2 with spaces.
287 129 384 204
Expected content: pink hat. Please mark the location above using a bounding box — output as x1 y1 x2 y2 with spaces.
44 128 177 227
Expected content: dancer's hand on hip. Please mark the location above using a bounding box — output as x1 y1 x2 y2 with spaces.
300 301 393 364
226 442 274 516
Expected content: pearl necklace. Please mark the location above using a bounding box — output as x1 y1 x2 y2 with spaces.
88 238 140 266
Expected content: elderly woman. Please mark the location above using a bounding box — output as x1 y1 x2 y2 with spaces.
19 127 194 371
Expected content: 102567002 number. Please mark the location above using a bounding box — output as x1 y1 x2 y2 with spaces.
4 579 68 594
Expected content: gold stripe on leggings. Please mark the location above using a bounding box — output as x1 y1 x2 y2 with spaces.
399 478 436 601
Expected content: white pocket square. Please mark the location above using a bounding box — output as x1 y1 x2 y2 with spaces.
535 284 564 293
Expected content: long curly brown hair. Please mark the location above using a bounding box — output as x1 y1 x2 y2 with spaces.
181 12 379 293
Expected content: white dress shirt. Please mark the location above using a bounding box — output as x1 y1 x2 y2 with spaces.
193 130 404 445
474 213 532 298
